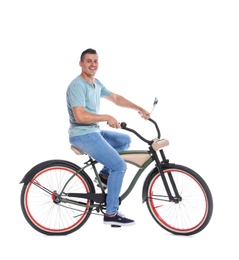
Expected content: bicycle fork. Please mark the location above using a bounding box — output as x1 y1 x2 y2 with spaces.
153 150 182 203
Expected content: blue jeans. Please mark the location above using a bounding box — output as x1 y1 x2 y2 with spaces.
69 130 131 214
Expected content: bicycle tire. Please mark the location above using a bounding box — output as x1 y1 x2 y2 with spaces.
145 164 213 235
20 160 95 235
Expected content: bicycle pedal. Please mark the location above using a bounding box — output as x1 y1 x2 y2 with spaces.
96 184 107 190
111 225 121 228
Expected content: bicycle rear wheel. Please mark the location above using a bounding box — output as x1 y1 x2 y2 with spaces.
20 160 95 235
145 164 213 235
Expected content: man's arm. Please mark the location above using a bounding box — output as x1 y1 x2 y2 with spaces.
72 92 150 129
72 106 120 128
105 92 150 119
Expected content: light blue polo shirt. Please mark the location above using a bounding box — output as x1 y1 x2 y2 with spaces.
66 76 111 136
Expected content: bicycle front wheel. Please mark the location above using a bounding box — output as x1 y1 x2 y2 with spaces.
20 160 95 235
145 164 213 236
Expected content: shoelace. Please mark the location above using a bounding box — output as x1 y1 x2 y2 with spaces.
117 211 125 218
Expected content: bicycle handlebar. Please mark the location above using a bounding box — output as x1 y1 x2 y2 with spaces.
120 118 161 145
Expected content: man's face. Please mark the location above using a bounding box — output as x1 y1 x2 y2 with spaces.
80 53 99 77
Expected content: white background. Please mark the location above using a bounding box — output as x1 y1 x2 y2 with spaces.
1 0 238 259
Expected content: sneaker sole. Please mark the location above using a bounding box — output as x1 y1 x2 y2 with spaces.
103 221 135 227
94 178 107 189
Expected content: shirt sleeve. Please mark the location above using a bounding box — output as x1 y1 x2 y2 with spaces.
68 83 86 107
95 78 111 97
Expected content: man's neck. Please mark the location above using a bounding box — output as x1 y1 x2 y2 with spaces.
80 72 95 86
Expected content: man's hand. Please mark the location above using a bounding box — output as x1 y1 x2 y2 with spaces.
138 108 151 120
107 115 121 129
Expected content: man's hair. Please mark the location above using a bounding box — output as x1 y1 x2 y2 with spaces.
80 48 97 62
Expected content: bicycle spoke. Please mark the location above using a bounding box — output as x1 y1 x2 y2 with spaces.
146 165 213 235
21 163 94 235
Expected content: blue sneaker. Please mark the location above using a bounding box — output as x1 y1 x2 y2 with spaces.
103 212 135 226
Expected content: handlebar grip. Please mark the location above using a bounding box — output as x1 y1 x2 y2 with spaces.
120 122 127 129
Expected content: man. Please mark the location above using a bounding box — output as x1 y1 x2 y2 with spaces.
66 48 150 226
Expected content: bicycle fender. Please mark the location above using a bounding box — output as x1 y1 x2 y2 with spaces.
19 160 81 184
142 167 158 203
142 163 175 203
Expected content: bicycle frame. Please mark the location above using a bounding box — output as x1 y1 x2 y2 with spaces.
119 150 156 201
65 131 179 211
63 150 155 208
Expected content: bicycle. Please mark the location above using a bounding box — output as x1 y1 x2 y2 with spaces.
20 98 213 236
